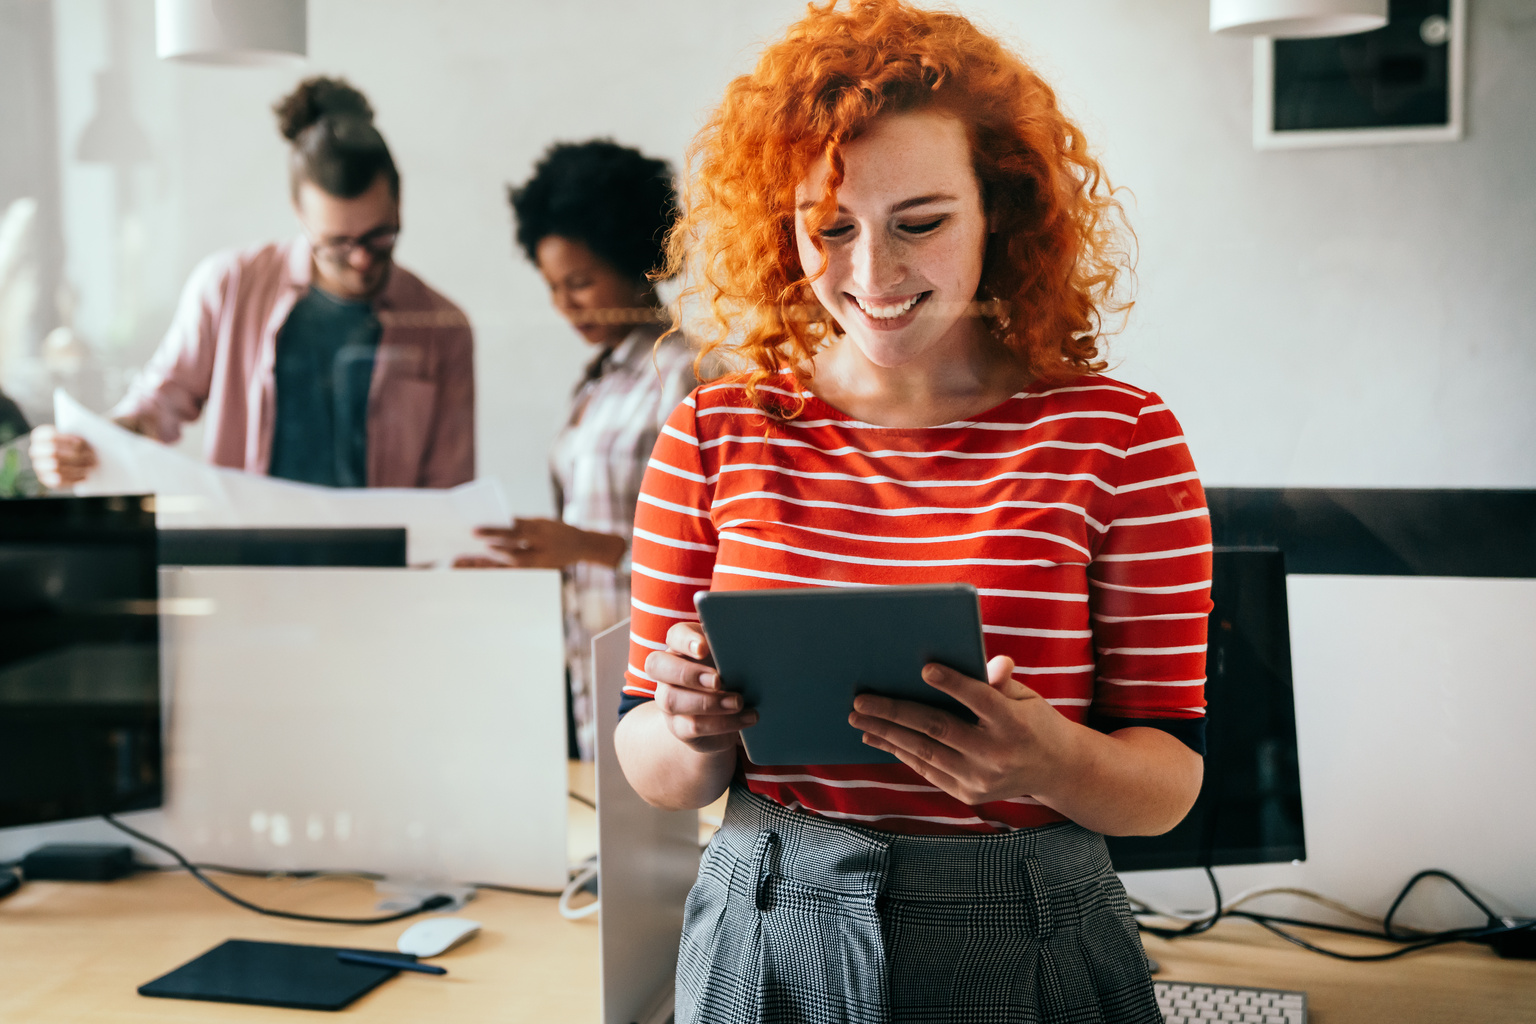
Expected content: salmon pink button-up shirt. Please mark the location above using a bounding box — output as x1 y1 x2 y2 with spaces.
112 237 475 488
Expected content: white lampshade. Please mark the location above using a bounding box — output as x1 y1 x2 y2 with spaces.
1210 0 1388 38
156 0 306 66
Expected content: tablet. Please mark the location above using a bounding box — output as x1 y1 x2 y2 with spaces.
138 939 416 1011
694 584 986 765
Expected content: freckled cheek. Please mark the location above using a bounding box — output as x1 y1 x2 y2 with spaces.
798 241 846 305
923 236 985 297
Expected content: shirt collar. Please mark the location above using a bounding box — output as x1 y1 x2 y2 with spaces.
603 324 665 375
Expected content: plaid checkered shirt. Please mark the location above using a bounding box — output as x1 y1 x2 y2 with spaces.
551 324 696 760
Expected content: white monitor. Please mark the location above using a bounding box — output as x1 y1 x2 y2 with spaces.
156 567 569 890
594 619 699 1024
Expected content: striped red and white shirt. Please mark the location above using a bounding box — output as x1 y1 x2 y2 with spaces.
622 373 1212 835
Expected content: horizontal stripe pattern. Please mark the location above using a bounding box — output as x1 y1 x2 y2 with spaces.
625 372 1211 836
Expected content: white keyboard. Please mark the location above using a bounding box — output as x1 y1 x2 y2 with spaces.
1154 979 1307 1023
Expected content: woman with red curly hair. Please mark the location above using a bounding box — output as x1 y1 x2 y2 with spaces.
615 3 1209 1020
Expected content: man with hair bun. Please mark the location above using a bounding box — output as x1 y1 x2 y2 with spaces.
31 76 474 492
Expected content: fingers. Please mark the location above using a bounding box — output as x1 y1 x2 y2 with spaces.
905 661 1042 716
850 692 964 742
859 732 969 800
654 680 747 718
988 658 1044 702
653 681 757 752
851 710 970 778
665 621 712 664
29 429 97 489
475 526 532 553
644 647 719 692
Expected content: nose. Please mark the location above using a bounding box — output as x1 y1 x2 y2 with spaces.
849 229 905 296
346 246 379 271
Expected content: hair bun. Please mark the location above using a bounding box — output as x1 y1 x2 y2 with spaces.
274 76 375 142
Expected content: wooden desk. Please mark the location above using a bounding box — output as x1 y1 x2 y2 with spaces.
0 765 603 1023
1145 919 1536 1024
3 766 1531 1022
0 871 598 1022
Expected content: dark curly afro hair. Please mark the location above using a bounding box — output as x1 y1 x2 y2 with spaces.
508 140 678 284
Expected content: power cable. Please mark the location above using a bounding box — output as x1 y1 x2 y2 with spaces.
1133 865 1535 961
104 813 453 925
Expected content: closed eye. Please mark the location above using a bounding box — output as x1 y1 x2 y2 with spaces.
899 218 946 236
819 224 855 240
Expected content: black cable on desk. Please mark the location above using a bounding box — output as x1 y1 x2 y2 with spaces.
103 814 453 925
102 783 603 917
1232 911 1534 962
1137 866 1223 939
1384 869 1499 939
138 862 387 882
1135 865 1536 961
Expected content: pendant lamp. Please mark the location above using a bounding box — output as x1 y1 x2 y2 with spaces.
1210 0 1387 38
155 0 306 66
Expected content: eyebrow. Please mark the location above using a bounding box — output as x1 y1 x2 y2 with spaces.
318 222 399 244
795 192 961 213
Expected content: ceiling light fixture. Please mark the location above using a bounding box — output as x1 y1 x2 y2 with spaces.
1210 0 1388 38
155 0 306 66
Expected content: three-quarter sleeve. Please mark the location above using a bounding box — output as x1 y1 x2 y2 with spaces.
620 392 718 712
1087 394 1213 754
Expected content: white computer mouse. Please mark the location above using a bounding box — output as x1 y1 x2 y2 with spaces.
397 916 482 957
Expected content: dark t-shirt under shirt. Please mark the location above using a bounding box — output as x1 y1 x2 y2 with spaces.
268 287 380 488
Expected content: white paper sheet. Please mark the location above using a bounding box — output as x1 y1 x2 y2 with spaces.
55 390 508 566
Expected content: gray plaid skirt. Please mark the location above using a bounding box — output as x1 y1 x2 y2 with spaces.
677 785 1160 1024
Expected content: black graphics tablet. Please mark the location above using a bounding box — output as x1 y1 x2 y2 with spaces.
694 584 987 765
138 939 417 1011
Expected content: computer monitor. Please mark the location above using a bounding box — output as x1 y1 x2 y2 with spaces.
157 527 407 567
0 496 163 829
1106 548 1306 872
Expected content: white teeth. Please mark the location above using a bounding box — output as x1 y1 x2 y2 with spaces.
854 294 921 319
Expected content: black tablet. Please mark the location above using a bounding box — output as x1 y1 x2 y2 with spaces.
139 939 416 1011
695 584 987 765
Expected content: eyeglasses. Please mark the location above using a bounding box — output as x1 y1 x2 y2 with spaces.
308 225 400 265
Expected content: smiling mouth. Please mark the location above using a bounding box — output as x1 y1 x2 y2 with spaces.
851 292 929 320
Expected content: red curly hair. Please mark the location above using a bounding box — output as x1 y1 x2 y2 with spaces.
665 0 1132 413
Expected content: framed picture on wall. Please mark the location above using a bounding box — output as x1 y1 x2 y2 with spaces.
1253 0 1465 149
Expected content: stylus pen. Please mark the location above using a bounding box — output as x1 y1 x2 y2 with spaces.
336 951 447 975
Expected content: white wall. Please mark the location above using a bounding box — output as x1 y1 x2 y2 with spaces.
50 0 1536 500
26 0 1536 926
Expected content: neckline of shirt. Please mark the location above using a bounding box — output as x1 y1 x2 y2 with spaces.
753 373 1043 435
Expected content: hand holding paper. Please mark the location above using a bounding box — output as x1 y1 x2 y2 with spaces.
54 389 510 566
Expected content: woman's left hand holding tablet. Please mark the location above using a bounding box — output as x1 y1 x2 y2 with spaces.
849 657 1079 807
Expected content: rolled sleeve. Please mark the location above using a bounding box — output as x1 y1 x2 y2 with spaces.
111 254 231 443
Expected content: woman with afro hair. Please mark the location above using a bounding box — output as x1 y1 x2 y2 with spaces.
472 141 695 761
615 2 1210 1021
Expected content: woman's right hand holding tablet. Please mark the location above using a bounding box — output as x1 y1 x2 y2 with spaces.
617 621 751 809
644 622 757 753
